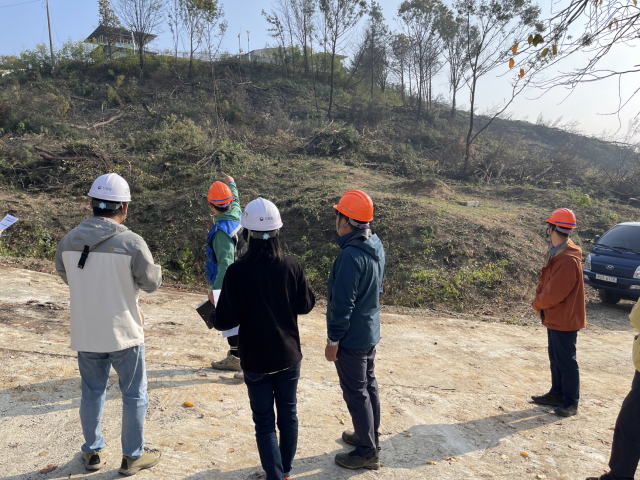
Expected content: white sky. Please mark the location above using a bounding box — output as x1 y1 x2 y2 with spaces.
1 0 638 140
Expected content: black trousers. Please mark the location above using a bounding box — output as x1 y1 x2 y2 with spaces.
227 335 239 354
609 370 640 480
335 346 380 457
547 328 580 405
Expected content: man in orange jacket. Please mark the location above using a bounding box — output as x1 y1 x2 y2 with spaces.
531 208 586 417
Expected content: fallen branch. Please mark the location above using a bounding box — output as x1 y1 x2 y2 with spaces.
530 164 554 182
68 112 124 130
34 147 90 162
70 95 103 103
301 120 334 150
600 165 618 185
36 152 90 162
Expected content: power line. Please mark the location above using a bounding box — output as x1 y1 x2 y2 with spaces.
0 0 41 8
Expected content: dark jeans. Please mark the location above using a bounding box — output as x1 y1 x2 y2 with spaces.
547 328 580 405
335 346 380 457
609 370 640 480
244 362 301 480
227 335 239 355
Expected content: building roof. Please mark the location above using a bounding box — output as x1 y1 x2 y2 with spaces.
85 25 157 44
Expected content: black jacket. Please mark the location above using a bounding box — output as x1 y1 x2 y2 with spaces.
210 255 315 374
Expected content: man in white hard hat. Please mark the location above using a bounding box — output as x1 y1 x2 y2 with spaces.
55 173 163 475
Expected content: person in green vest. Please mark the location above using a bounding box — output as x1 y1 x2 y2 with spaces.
206 172 244 379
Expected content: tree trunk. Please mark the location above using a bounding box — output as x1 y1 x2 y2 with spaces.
138 36 145 71
303 17 309 77
464 78 477 173
328 44 336 119
370 31 374 100
189 33 194 77
451 85 457 119
400 59 405 104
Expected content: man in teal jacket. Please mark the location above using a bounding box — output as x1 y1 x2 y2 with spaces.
325 190 385 471
206 173 243 375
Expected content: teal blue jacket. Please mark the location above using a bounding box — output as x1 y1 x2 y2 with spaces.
326 229 385 349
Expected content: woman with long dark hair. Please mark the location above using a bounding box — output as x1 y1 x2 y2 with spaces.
210 197 315 480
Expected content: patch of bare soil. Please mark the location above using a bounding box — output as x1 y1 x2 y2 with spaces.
0 266 636 480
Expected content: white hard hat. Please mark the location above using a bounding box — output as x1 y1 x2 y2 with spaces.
87 173 131 202
241 197 283 231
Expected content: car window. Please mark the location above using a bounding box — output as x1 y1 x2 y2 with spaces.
598 225 640 252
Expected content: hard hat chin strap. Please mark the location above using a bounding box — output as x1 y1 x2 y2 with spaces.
92 198 124 211
248 229 279 240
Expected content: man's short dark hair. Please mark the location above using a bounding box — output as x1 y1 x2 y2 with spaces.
93 206 122 217
211 203 230 213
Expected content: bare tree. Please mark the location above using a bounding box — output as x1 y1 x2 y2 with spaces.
115 0 165 70
290 0 316 77
455 0 541 172
202 5 227 126
167 0 182 66
397 0 445 120
263 8 289 71
319 0 367 118
178 0 219 77
390 33 411 103
518 0 640 122
438 7 474 118
98 0 123 61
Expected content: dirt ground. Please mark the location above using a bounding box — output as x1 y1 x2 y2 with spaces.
0 265 637 480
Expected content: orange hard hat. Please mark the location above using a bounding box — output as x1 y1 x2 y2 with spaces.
333 190 374 223
208 181 233 205
547 208 577 229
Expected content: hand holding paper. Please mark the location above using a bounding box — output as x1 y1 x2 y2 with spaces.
0 214 18 231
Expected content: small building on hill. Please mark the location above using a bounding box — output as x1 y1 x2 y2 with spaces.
84 25 157 56
241 48 347 66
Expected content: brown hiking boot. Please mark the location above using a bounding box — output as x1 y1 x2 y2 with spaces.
335 450 380 470
82 451 103 471
211 351 241 372
118 448 161 476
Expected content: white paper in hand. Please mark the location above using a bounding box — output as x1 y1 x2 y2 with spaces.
0 214 18 230
213 289 240 338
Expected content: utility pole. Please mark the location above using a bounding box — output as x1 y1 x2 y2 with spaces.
246 30 250 55
46 0 55 75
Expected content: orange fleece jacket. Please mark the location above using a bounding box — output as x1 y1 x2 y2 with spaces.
532 239 587 331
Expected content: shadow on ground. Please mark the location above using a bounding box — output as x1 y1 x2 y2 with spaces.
0 368 225 419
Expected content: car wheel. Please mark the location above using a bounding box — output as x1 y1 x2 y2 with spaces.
598 289 621 305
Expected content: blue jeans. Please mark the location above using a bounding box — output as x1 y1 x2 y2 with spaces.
77 344 148 458
244 362 301 480
335 346 380 457
547 328 580 406
609 370 640 480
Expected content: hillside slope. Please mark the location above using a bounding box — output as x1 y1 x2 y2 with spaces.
0 60 638 311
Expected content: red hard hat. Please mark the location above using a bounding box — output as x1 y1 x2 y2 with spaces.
333 190 374 223
208 181 233 205
547 208 577 229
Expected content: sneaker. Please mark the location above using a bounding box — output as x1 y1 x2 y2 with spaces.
82 451 103 471
234 372 244 380
342 431 380 450
211 351 241 372
531 393 563 407
554 403 578 417
335 450 380 470
586 475 612 480
118 448 161 476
